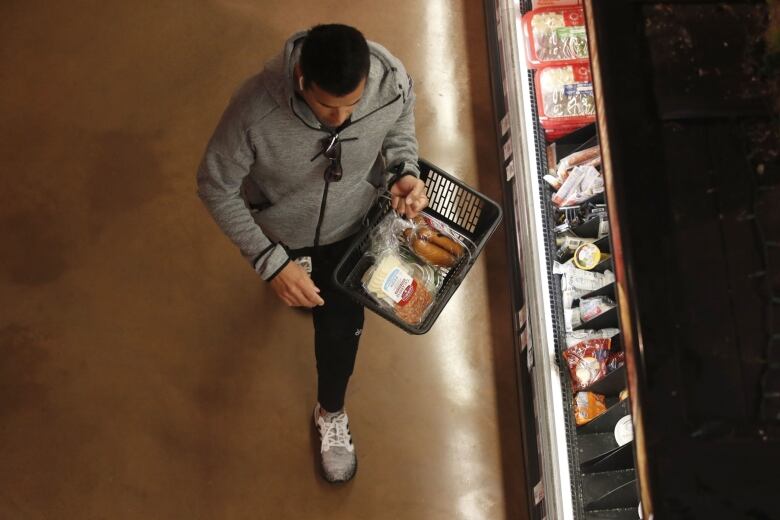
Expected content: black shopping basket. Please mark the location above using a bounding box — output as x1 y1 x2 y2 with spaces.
332 159 503 334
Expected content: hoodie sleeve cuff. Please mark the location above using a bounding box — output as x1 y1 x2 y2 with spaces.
387 162 421 189
254 244 290 281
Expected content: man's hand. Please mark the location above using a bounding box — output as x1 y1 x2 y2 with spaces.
390 175 428 218
269 261 325 308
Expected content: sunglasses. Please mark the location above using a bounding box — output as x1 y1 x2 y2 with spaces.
321 134 343 182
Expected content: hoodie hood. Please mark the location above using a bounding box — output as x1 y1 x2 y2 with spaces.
262 30 411 130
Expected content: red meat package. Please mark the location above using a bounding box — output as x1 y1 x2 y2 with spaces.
562 338 611 391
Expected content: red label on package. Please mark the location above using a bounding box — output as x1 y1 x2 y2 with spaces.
397 279 418 307
564 9 584 26
572 64 591 83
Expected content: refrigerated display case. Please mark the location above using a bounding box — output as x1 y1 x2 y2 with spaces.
485 0 780 519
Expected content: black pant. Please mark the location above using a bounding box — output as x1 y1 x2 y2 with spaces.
288 236 364 413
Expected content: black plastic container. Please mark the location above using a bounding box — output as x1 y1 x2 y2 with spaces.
332 159 503 334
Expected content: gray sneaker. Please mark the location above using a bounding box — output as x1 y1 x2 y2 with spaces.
313 404 357 483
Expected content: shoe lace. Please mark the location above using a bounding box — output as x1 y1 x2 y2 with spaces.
320 412 351 452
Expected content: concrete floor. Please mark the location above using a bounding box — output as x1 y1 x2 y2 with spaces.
0 1 527 519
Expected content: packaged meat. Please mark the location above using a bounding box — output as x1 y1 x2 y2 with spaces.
563 337 612 391
535 63 596 132
555 144 600 184
402 215 469 268
573 391 607 426
580 295 616 322
362 252 435 326
607 351 625 372
357 210 476 326
565 328 620 348
551 165 604 207
523 7 589 67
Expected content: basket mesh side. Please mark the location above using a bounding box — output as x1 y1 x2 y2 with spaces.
424 172 484 234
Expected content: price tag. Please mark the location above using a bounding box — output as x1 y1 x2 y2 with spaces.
518 305 527 329
534 480 545 505
503 139 513 161
501 114 511 136
506 159 515 181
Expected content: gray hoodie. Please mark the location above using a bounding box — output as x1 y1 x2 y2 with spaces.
196 31 420 280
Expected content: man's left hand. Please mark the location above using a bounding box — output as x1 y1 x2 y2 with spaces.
390 175 428 218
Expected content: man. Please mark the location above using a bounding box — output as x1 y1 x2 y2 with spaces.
196 24 427 483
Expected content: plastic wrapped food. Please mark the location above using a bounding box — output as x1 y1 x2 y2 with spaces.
536 64 595 133
563 338 611 391
573 391 607 426
358 211 474 326
607 351 625 372
564 307 582 331
565 328 620 348
614 415 634 446
358 212 440 326
524 7 589 66
554 261 614 309
551 165 604 207
573 242 610 270
580 295 616 322
553 144 600 187
402 215 469 268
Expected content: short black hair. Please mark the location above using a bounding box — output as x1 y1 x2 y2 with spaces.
300 24 370 96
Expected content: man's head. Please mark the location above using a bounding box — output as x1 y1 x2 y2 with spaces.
298 24 370 128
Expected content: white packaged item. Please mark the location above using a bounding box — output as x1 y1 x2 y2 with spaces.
614 415 634 446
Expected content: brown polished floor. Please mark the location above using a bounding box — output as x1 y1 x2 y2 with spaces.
0 1 527 519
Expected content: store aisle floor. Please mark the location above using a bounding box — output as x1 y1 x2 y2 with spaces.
0 1 527 519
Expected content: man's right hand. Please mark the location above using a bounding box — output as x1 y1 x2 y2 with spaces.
269 261 325 308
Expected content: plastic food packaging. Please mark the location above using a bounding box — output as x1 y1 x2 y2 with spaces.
359 212 441 326
555 261 615 309
573 391 607 426
573 242 611 270
554 144 600 186
532 0 583 8
535 63 596 133
619 389 629 401
565 328 620 348
523 7 589 67
564 307 582 331
579 295 616 322
402 215 469 268
551 165 603 207
358 211 474 326
607 351 625 372
563 338 612 391
614 415 634 446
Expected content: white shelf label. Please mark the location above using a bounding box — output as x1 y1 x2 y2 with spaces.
506 158 515 181
534 480 544 505
501 114 511 136
503 139 513 161
517 306 527 330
